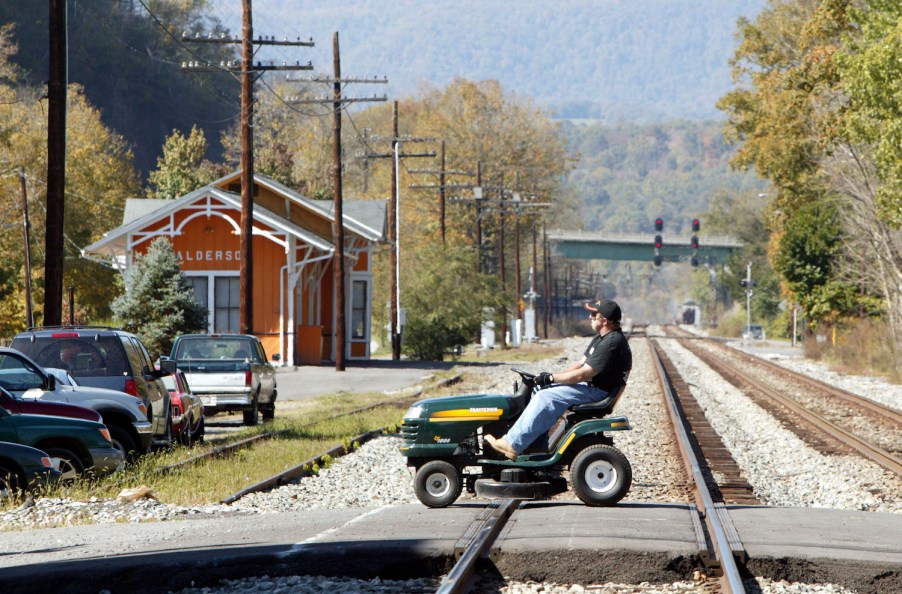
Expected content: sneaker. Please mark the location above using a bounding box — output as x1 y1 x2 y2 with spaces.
485 435 518 461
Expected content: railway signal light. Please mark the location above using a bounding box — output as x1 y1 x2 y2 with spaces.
654 255 662 267
654 234 663 249
691 235 699 249
690 256 698 267
692 218 700 232
654 218 663 232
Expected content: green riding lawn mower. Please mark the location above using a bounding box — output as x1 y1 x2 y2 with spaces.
399 369 633 508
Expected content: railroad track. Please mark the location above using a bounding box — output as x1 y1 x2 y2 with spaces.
202 375 463 503
671 335 902 477
649 337 749 594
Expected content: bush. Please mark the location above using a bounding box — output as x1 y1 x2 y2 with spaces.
401 243 505 361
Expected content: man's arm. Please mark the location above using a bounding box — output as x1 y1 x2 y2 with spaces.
548 361 596 385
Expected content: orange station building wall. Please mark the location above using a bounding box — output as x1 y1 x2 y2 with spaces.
133 208 287 360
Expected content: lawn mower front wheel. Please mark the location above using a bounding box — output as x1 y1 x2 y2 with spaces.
414 460 463 508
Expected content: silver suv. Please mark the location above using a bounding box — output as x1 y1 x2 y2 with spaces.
10 327 176 448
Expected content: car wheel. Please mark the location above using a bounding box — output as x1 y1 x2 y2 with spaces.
261 404 275 422
191 417 205 444
153 415 174 452
570 444 632 506
108 424 137 466
413 460 463 508
243 395 259 426
45 447 85 485
180 416 194 447
0 464 22 500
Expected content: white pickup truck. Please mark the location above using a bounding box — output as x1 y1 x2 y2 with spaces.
165 334 278 426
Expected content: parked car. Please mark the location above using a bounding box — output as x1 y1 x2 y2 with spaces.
0 406 121 482
166 334 277 426
0 441 61 499
742 324 765 341
0 383 103 425
10 327 176 448
39 366 154 460
160 370 204 446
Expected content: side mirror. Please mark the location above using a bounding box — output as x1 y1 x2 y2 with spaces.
45 374 57 391
271 353 281 362
158 359 177 375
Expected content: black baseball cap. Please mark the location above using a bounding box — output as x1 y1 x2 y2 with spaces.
584 299 622 322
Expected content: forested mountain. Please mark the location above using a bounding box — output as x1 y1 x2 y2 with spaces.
213 0 767 121
0 1 239 175
1 0 764 238
2 1 765 177
561 120 764 235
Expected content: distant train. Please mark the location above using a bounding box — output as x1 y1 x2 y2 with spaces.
679 301 702 326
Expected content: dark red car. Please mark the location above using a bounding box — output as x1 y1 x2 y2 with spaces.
0 386 102 424
160 371 204 446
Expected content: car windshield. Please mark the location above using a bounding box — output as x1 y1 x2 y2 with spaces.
0 353 44 392
19 336 129 378
175 338 252 360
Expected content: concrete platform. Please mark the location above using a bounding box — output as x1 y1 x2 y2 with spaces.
0 501 898 593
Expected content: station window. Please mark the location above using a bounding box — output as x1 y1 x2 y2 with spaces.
185 277 208 309
350 280 367 339
214 276 240 333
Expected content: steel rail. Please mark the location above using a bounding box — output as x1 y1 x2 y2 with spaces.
221 427 387 504
436 499 520 594
724 343 902 426
151 382 449 475
650 339 746 594
680 340 902 477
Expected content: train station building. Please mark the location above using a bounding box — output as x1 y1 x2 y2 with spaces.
83 171 386 366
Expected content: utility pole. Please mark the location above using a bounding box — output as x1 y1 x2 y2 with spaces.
19 168 33 328
475 162 483 273
331 33 345 370
286 43 386 370
543 223 551 337
45 0 67 326
498 181 507 348
390 103 399 360
408 146 478 246
239 0 254 335
357 104 434 361
183 5 313 338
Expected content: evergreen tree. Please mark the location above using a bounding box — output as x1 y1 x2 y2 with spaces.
111 238 208 358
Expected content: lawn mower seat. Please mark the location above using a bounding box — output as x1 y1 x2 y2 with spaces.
568 384 627 421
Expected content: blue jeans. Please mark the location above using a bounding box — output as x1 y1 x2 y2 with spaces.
503 383 610 453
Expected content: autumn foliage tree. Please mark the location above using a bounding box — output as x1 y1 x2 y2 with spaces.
719 0 902 369
0 26 140 331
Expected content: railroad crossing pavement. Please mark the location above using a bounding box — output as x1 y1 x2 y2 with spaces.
0 502 898 593
274 359 456 402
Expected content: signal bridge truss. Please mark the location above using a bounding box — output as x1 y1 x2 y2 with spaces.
547 229 742 265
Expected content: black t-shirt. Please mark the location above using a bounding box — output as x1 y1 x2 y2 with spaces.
583 329 632 391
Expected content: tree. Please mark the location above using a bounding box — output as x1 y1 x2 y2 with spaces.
111 237 208 358
146 126 222 199
0 25 141 327
717 1 866 327
401 243 505 361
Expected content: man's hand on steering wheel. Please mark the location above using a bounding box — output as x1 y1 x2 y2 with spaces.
535 371 554 387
